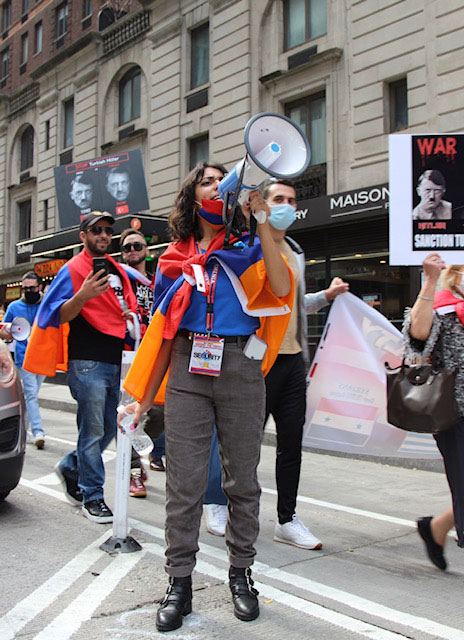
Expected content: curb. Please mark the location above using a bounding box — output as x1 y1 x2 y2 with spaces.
40 390 444 474
39 398 77 414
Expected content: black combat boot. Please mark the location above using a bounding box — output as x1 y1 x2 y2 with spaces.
156 575 192 632
229 566 259 621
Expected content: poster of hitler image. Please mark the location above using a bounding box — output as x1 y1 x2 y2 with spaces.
54 149 150 230
303 293 439 459
389 133 464 265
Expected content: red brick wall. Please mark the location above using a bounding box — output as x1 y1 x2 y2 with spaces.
0 0 142 95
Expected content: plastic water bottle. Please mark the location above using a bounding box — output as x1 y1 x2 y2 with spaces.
117 405 153 456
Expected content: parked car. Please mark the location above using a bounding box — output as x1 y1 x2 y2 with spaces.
0 339 26 501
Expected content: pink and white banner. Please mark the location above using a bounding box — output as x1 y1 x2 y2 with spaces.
303 293 440 458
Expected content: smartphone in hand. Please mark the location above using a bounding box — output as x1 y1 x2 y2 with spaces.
92 257 109 278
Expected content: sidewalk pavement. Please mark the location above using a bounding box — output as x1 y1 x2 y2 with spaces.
38 378 443 472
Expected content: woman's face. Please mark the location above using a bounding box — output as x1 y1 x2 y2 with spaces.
194 167 224 204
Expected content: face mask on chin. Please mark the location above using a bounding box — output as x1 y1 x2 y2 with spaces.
196 199 225 230
268 203 297 231
24 290 41 304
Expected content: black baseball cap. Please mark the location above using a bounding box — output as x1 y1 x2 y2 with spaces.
80 210 115 232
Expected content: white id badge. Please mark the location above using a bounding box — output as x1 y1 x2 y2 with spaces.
188 334 224 376
243 334 268 360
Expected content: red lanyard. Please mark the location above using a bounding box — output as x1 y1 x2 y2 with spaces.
203 263 219 333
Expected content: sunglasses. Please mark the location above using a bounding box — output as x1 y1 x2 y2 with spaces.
121 242 146 253
21 285 38 292
87 226 114 236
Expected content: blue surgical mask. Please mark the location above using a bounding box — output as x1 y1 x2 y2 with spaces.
268 203 297 230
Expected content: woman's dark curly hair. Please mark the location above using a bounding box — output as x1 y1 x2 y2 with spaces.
168 161 247 241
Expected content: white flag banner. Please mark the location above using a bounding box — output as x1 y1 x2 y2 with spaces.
303 293 440 459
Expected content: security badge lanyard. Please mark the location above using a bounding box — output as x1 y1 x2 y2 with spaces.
188 259 224 376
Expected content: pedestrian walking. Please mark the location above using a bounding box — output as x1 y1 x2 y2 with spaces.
0 272 46 448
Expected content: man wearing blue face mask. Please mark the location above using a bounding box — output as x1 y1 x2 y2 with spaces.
0 272 46 449
263 179 349 550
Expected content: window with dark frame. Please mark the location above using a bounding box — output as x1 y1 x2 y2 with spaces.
22 0 30 15
389 78 408 132
20 32 28 67
1 47 9 80
20 125 34 172
56 2 68 39
45 119 50 150
285 92 326 165
34 21 42 54
63 98 74 149
43 198 49 231
190 22 209 90
189 135 209 170
2 1 11 33
18 200 32 241
119 67 141 125
284 0 327 50
83 0 92 18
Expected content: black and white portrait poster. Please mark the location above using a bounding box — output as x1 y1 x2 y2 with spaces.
389 133 464 265
54 149 150 229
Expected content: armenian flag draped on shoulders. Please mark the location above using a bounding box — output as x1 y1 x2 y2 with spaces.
23 249 137 377
123 200 294 405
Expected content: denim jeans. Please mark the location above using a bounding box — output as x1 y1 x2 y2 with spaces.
61 359 120 503
18 367 46 437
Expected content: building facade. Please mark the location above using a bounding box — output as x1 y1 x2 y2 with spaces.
0 0 463 347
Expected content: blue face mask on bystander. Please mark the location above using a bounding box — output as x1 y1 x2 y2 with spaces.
268 204 297 230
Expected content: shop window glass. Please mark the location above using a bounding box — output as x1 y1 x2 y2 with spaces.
284 0 327 50
119 67 141 125
191 23 209 89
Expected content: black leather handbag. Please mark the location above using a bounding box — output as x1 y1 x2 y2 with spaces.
385 360 460 433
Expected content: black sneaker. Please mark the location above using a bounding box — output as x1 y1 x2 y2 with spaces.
54 462 83 506
82 499 113 524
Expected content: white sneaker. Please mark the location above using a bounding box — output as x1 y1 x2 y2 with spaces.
204 503 227 536
34 433 45 449
274 514 322 549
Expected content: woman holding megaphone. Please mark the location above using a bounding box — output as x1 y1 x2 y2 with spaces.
121 161 293 632
0 272 46 449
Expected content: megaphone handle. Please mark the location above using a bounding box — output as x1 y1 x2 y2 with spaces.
248 215 257 247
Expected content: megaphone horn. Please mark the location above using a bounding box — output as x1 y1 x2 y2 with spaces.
217 113 310 248
0 317 31 341
218 112 311 207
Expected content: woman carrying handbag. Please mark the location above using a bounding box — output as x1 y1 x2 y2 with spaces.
404 252 464 571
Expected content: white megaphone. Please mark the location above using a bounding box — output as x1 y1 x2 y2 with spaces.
0 316 31 341
218 112 311 208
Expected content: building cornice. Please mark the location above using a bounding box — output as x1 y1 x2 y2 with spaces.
147 16 181 47
209 0 241 14
36 89 58 111
259 47 343 86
